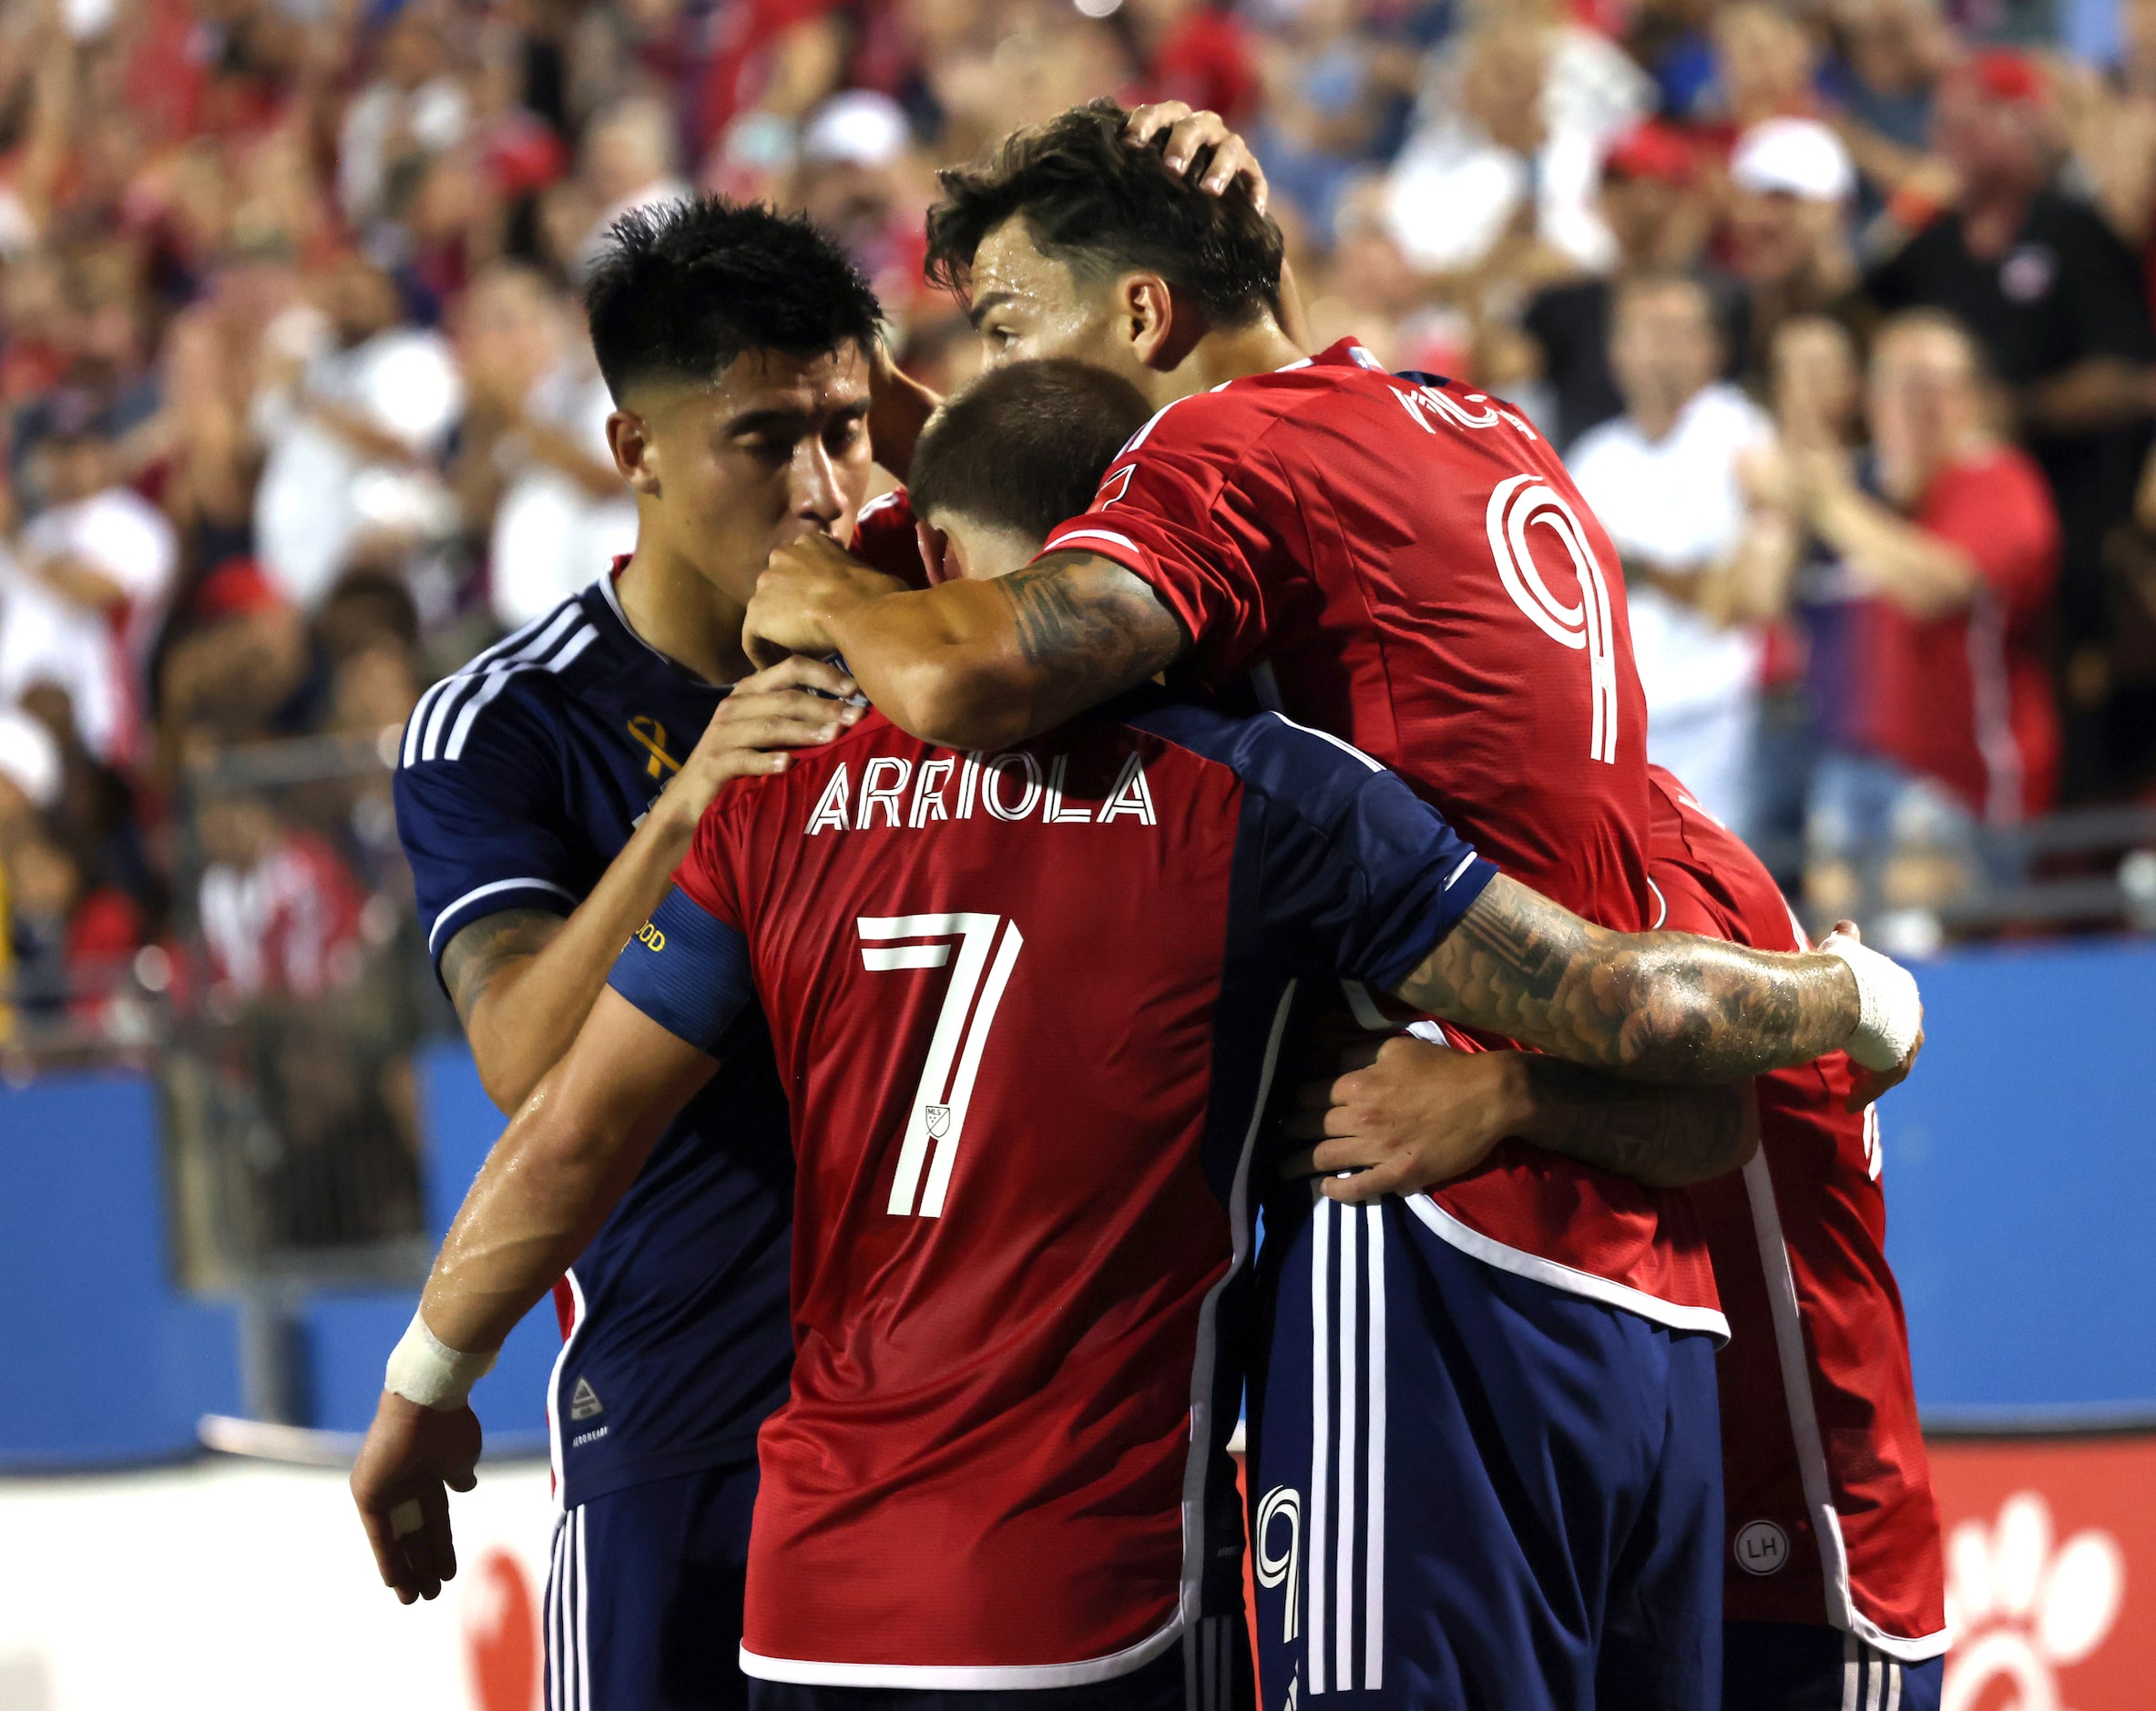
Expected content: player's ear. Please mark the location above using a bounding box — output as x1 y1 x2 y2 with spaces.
915 519 958 586
1119 272 1189 372
608 408 660 497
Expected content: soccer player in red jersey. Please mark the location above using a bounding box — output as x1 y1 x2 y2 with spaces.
1293 771 1946 1711
1650 769 1948 1710
741 103 1921 1706
353 361 1921 1710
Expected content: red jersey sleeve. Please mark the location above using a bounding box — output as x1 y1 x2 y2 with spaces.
1917 451 2060 626
1040 395 1288 683
850 487 931 588
674 795 748 930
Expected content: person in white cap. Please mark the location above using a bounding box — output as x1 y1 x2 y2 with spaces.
1725 115 1863 390
796 90 932 329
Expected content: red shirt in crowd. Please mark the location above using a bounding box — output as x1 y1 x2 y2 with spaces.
1814 445 2061 823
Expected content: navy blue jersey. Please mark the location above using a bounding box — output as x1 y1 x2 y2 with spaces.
606 697 1495 1685
394 568 793 1506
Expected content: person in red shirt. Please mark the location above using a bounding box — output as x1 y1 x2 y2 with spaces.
1783 307 2061 917
741 103 1923 1708
1649 768 1947 1710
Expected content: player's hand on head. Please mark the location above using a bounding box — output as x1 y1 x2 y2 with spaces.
743 535 907 671
1122 102 1270 211
1279 1035 1517 1203
351 1390 483 1605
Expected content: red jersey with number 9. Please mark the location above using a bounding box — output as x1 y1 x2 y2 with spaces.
1042 338 1716 1326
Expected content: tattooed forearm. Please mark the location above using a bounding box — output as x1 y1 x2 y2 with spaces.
440 909 565 1034
1517 1060 1754 1187
1392 874 1859 1082
995 553 1186 705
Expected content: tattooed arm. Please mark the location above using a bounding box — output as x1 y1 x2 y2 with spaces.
1285 1035 1757 1201
1391 873 1874 1084
744 538 1186 750
443 657 862 1111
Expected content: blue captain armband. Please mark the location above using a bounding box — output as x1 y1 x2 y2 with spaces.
607 888 758 1056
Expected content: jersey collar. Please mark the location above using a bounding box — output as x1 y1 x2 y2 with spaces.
591 558 734 696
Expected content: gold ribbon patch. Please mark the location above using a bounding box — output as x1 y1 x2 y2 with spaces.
627 715 683 780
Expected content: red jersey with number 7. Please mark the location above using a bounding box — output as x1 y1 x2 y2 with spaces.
614 696 1497 1687
1041 338 1715 1327
1649 767 1947 1659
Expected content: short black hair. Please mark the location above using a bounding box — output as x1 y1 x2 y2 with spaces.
583 196 884 400
908 359 1153 544
925 99 1282 328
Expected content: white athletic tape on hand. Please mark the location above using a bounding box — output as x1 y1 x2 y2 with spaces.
384 1310 496 1411
389 1499 425 1540
1824 936 1922 1071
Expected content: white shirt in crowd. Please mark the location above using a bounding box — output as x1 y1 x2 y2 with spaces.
489 363 639 630
252 316 464 610
1384 26 1650 276
337 76 469 224
1567 381 1773 828
0 485 179 763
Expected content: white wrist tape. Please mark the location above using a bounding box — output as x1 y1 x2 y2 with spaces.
384 1311 496 1411
1824 937 1923 1071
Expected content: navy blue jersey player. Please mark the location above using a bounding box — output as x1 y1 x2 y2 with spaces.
388 198 894 1709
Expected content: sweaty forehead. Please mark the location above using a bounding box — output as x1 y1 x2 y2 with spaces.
969 219 1084 312
709 343 871 414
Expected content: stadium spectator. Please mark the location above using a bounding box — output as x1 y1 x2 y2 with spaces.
1244 0 1412 237
1732 312 1871 874
250 255 463 612
1784 311 2062 922
1822 0 1957 220
1522 118 1731 450
1382 13 1651 280
1568 272 1774 830
1724 115 1862 389
1865 50 2156 798
570 95 694 275
1704 2 1820 143
336 8 470 234
196 784 368 1003
794 90 937 331
2 392 177 766
452 261 631 630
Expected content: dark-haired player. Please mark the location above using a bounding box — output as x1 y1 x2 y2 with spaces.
743 105 1926 1707
360 109 1276 1709
357 358 1917 1710
904 359 1162 581
376 195 888 1710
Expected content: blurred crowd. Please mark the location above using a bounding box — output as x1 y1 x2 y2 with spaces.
2 0 2155 1051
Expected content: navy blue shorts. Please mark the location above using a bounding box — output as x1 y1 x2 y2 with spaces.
745 1624 1252 1710
1722 1623 1944 1711
1246 1194 1724 1710
546 1459 761 1711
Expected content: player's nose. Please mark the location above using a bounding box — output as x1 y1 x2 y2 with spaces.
792 437 849 526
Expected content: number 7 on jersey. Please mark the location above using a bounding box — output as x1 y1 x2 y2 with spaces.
857 913 1026 1218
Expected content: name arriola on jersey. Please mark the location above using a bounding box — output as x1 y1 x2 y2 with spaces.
803 749 1158 835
